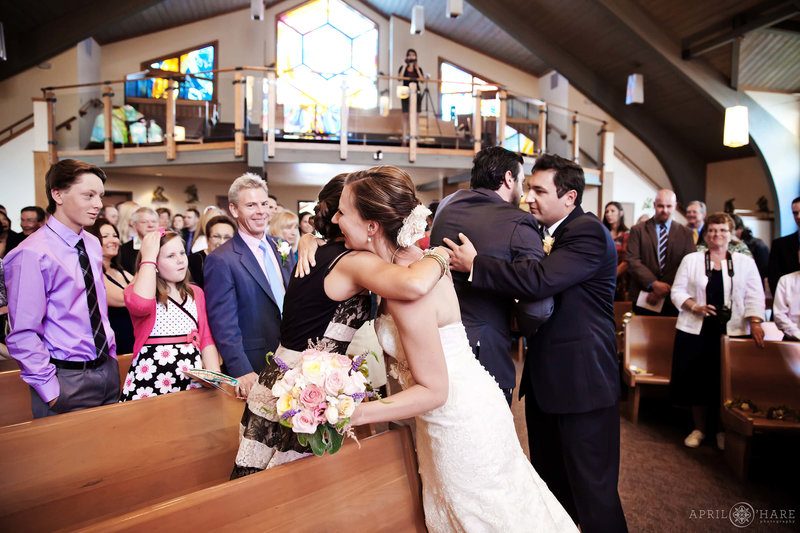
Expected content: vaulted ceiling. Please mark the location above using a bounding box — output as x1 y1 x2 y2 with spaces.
1 0 798 205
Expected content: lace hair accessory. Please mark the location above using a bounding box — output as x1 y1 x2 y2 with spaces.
396 204 431 247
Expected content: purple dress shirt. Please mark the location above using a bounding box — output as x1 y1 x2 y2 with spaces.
4 216 117 402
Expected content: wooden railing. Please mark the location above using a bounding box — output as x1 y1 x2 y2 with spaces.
0 113 34 148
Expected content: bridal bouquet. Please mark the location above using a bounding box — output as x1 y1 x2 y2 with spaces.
272 348 373 456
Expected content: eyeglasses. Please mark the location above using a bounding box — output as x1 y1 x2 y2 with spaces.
706 228 730 234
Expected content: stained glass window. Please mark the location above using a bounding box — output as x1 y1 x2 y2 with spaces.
440 62 498 120
276 0 378 134
126 43 216 101
502 125 535 155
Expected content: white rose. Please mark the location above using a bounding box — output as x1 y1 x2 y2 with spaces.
337 396 356 417
325 404 340 425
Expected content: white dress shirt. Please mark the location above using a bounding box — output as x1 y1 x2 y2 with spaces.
773 271 800 339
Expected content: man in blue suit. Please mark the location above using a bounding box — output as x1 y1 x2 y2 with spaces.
205 174 296 398
446 154 627 532
431 146 548 405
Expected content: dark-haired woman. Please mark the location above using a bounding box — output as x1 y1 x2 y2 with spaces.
188 215 236 288
603 201 630 301
231 174 449 477
86 217 135 355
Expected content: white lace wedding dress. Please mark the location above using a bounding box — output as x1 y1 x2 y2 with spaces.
375 314 577 533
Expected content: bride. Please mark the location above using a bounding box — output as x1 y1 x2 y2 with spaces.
332 166 576 532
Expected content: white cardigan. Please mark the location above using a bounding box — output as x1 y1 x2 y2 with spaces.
671 251 765 336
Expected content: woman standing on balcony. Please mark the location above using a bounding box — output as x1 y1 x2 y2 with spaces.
398 49 424 146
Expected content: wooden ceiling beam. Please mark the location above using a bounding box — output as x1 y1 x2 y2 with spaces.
0 0 165 81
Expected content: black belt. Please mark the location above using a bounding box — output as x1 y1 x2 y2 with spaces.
50 353 108 370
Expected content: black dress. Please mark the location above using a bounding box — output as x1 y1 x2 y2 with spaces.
399 64 423 113
231 242 371 479
106 267 135 355
188 250 207 288
670 269 724 407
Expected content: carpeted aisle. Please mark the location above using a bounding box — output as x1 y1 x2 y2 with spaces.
509 357 798 532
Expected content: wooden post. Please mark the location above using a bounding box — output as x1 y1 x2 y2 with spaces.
234 71 245 158
409 81 418 163
571 111 580 162
497 89 507 147
45 91 57 164
267 70 276 158
165 81 177 161
472 89 482 154
102 85 115 163
340 83 348 160
600 123 615 215
537 104 547 154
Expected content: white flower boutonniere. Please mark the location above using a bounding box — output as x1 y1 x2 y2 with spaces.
542 236 555 255
277 239 292 266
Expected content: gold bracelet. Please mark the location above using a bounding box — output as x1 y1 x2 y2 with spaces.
422 251 449 278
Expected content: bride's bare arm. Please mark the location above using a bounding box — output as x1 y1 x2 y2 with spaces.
329 249 449 301
350 295 448 426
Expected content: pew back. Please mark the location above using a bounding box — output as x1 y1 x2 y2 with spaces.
0 353 133 427
722 338 800 412
0 388 243 532
77 427 426 533
623 315 677 384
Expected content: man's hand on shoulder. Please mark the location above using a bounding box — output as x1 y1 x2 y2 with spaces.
443 233 477 273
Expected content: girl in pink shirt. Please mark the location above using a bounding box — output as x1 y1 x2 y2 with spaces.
120 231 220 401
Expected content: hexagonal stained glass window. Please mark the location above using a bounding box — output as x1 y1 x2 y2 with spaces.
277 0 378 134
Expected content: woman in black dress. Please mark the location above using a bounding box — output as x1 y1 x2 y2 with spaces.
86 218 135 355
669 212 765 450
231 173 449 478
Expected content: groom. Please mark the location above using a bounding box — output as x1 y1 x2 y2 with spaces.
445 154 627 532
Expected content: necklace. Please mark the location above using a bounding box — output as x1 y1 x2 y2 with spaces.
390 246 423 264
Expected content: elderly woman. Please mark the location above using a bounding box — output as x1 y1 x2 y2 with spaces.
670 212 765 450
188 215 236 288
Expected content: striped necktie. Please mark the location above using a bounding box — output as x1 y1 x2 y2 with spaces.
259 240 285 315
657 223 668 274
75 239 109 360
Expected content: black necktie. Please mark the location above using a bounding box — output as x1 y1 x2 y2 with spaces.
76 239 109 360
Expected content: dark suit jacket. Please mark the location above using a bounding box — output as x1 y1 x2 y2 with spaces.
204 232 296 377
181 228 197 254
430 188 545 389
472 207 620 414
117 240 138 274
188 250 207 288
626 218 696 305
768 231 800 295
5 230 26 254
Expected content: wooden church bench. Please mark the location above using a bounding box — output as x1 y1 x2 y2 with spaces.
0 387 243 532
621 315 677 424
77 425 426 533
721 337 800 480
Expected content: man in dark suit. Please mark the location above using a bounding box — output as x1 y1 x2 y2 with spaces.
6 206 46 253
204 174 295 399
626 189 696 316
431 146 547 405
181 208 200 254
767 196 800 296
685 200 706 245
446 154 627 532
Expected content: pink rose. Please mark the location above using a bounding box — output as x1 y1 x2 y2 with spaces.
324 369 346 396
292 410 318 434
299 384 325 410
336 354 351 368
283 367 301 387
313 403 328 424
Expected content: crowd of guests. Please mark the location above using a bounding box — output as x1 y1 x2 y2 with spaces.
0 153 798 532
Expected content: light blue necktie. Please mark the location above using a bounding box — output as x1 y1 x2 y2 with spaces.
258 240 285 315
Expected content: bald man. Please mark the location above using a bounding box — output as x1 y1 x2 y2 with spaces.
626 189 696 316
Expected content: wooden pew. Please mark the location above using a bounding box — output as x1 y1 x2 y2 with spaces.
0 387 243 531
621 315 677 424
77 426 426 533
0 354 133 427
721 337 800 480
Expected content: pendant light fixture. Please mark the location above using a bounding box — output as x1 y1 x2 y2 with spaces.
723 105 749 147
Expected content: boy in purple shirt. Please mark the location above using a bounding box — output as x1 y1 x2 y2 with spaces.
5 159 119 418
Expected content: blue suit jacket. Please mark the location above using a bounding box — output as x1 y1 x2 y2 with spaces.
204 233 296 377
431 188 544 389
472 207 620 413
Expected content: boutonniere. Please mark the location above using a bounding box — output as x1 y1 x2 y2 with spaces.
276 239 292 266
542 236 555 255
